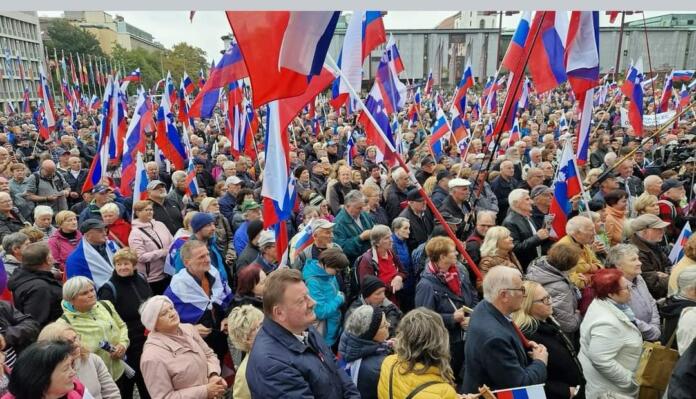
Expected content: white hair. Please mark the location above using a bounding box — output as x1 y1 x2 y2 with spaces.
677 268 696 296
480 226 511 257
643 175 662 190
508 189 529 211
392 167 407 181
345 305 377 336
33 205 54 219
62 276 96 301
566 216 593 236
482 266 522 301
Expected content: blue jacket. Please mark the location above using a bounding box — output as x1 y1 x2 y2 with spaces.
302 259 343 346
246 318 360 399
337 332 390 399
392 234 415 292
462 300 547 393
218 192 237 229
233 220 249 255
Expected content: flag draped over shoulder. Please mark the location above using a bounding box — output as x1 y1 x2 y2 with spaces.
165 266 232 324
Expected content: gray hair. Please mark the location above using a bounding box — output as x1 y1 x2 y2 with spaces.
344 305 377 337
476 210 497 224
677 268 696 296
33 205 54 219
62 276 96 301
370 225 392 246
480 226 511 257
605 244 640 268
222 161 235 170
566 216 593 235
392 167 407 181
344 190 365 206
392 217 410 231
99 202 120 216
2 232 28 254
643 175 662 191
171 170 187 184
529 147 542 157
482 265 522 301
508 189 529 211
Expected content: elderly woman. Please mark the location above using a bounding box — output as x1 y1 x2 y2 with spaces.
579 269 643 399
38 322 120 399
32 205 55 239
129 200 174 295
479 226 523 277
60 276 130 383
605 244 661 341
139 295 227 399
199 197 234 269
3 341 89 399
512 281 583 399
357 224 407 307
415 236 477 385
668 233 696 297
634 193 660 216
1 232 28 275
98 248 153 399
47 210 82 272
226 305 264 399
377 308 460 399
230 264 266 310
526 242 583 336
338 305 392 399
584 168 603 188
391 217 416 311
604 189 629 246
362 184 389 226
100 203 131 248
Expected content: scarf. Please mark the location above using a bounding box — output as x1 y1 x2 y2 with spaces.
428 261 461 296
608 298 636 323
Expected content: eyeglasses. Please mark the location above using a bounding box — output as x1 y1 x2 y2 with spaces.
533 295 552 305
503 287 527 295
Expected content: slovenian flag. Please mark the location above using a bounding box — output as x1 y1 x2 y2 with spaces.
165 265 233 324
453 61 473 116
494 384 546 399
576 86 594 166
669 222 692 264
549 142 582 238
292 220 315 258
502 11 532 71
659 72 674 113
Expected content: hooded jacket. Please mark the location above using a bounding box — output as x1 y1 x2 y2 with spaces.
660 295 696 350
526 256 581 335
7 267 63 327
302 258 344 347
338 332 390 399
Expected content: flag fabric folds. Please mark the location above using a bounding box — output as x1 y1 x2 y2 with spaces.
156 72 188 170
549 142 582 238
502 11 532 71
120 90 151 196
453 62 473 115
82 76 115 193
526 11 569 94
576 87 594 166
565 11 600 102
669 223 693 264
190 44 248 118
659 72 674 113
495 384 546 399
165 266 232 324
672 70 694 83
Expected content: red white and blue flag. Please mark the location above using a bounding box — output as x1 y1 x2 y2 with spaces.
669 222 692 264
672 70 695 83
453 61 473 115
37 65 55 134
450 105 469 147
182 71 194 95
526 11 569 94
624 62 645 136
374 37 407 114
291 220 315 258
21 88 30 113
502 11 532 71
576 87 594 166
120 90 151 196
508 118 521 145
424 69 434 97
228 11 339 108
429 107 451 160
132 152 149 206
198 68 206 89
89 95 101 111
123 68 141 82
549 142 582 238
565 11 600 102
385 33 404 74
678 84 689 109
658 72 674 113
156 72 188 169
83 76 115 193
359 74 398 165
494 384 546 399
190 44 248 118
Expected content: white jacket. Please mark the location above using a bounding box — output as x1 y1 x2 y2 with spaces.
677 306 696 355
578 299 643 399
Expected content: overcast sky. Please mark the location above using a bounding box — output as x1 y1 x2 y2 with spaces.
38 11 692 62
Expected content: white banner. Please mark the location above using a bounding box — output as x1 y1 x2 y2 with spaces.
620 108 676 128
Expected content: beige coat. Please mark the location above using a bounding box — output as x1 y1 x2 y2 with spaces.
140 323 221 399
668 255 696 297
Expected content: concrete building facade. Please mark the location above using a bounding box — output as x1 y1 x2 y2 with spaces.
0 12 43 106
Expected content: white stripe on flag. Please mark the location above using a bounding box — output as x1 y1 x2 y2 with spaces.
279 12 336 75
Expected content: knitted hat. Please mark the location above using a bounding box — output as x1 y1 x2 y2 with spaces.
361 275 386 299
139 295 174 332
358 305 384 341
190 212 216 233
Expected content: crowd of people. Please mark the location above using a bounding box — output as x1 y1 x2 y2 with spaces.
0 69 693 399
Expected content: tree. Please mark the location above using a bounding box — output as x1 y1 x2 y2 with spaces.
110 44 161 90
162 43 208 83
43 20 104 57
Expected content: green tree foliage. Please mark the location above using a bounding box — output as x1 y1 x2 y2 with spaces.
43 20 104 57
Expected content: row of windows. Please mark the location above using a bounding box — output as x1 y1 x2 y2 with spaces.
0 37 42 61
0 16 38 41
0 58 41 79
0 79 38 99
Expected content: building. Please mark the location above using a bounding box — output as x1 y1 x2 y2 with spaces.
0 12 43 107
42 11 164 55
626 13 696 28
454 12 498 29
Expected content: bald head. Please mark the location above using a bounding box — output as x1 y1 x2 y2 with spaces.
41 160 56 177
644 175 663 196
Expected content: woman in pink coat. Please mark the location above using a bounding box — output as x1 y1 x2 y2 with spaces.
47 210 82 273
128 200 174 295
139 296 227 399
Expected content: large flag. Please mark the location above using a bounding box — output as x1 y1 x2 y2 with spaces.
526 11 569 94
576 87 594 166
429 107 451 160
37 65 55 132
502 11 532 71
658 72 674 113
189 44 248 118
66 239 119 289
374 37 407 114
358 75 397 164
156 72 188 169
453 61 473 115
120 90 151 196
565 11 600 102
678 84 689 109
672 70 695 83
669 223 693 264
227 11 339 108
627 68 645 137
82 76 115 193
549 142 582 238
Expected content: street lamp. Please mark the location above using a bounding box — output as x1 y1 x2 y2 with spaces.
479 11 519 65
221 34 234 55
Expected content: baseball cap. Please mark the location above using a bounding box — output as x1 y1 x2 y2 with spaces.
311 218 335 230
258 230 276 248
448 178 471 189
80 219 106 234
630 214 670 232
146 180 166 191
225 176 242 186
240 200 261 212
91 184 112 194
530 185 553 199
406 188 424 202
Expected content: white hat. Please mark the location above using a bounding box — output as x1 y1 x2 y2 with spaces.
258 230 276 248
448 178 471 189
225 176 242 186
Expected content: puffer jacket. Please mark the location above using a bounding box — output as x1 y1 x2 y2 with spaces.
338 332 391 399
526 256 582 335
377 355 459 399
559 235 603 289
302 258 344 347
47 229 83 271
128 219 174 283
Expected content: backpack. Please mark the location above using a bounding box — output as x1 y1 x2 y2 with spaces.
347 252 377 305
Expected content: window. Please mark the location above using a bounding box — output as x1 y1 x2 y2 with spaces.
688 20 694 25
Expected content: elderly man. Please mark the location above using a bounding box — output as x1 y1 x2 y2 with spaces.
165 170 188 212
503 189 551 271
463 266 548 393
248 230 279 274
591 172 619 202
292 218 340 270
7 242 63 328
78 184 125 223
0 192 27 243
233 200 263 255
658 179 693 242
398 189 434 253
333 190 375 264
589 134 611 168
519 167 545 192
439 178 473 240
219 175 242 227
643 175 663 197
23 159 70 213
491 160 519 224
8 164 32 220
165 240 232 363
148 180 183 235
560 216 605 289
65 220 119 290
629 214 672 299
384 167 410 220
145 161 171 191
415 156 436 185
466 210 497 267
530 185 553 229
63 156 87 208
522 148 543 179
431 170 450 208
329 165 360 215
246 268 360 398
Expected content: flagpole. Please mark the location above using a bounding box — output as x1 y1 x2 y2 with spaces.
325 53 483 281
640 12 660 132
53 48 65 105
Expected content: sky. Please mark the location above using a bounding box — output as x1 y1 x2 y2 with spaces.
38 11 693 62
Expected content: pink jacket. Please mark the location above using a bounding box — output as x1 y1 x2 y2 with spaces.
128 219 174 283
2 378 86 398
47 229 83 271
140 323 221 399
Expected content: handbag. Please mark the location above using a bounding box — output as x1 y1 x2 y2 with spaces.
634 328 679 391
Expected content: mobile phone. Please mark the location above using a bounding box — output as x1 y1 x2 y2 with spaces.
544 214 554 229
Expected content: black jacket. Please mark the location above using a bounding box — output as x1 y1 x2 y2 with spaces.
438 195 471 240
465 231 485 267
491 175 519 224
431 186 449 208
62 169 88 195
0 300 39 354
0 209 27 243
398 206 434 253
659 296 696 350
384 184 408 221
151 198 183 236
7 267 63 327
503 210 550 271
338 332 391 399
668 338 696 399
523 320 583 399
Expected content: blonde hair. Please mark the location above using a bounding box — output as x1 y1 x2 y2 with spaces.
512 281 543 333
634 193 658 215
227 305 264 352
393 308 454 385
132 200 153 216
113 248 138 266
38 322 89 360
55 210 77 227
19 226 45 243
480 226 512 257
422 175 437 195
200 197 218 212
584 168 603 186
99 202 120 216
182 211 198 230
